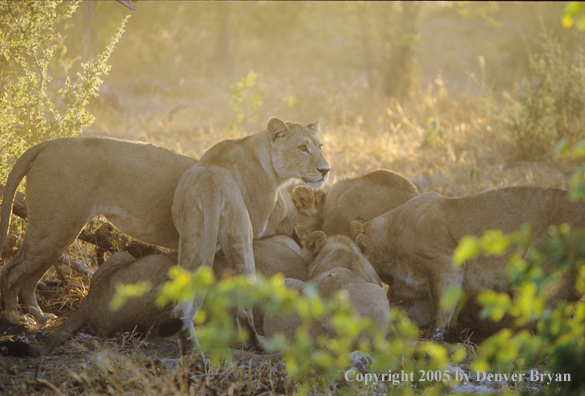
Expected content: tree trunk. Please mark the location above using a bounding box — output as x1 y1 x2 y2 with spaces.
383 2 420 98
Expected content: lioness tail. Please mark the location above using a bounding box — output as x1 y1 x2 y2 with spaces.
0 141 49 255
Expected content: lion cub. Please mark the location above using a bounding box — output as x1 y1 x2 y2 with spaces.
263 227 389 342
350 186 585 339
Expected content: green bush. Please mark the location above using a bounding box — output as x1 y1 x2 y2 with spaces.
505 30 585 159
149 266 462 394
0 0 128 184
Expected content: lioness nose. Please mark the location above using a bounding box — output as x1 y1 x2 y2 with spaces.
318 167 330 178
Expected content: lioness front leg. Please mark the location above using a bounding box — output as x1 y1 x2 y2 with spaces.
426 260 464 341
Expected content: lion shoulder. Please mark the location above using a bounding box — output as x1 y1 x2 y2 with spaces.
321 170 419 235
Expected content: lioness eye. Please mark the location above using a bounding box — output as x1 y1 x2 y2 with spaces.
299 145 307 152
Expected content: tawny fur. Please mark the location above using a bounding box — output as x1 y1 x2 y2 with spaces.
171 118 330 350
320 169 419 236
38 204 320 355
350 186 585 338
40 252 190 355
263 228 389 342
0 138 196 325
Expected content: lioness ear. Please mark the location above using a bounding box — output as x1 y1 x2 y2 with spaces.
294 224 311 244
292 186 315 211
355 234 371 256
349 220 365 239
268 118 291 142
306 121 320 134
305 231 327 253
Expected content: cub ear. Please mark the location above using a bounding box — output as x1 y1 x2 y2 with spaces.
292 186 315 211
306 121 321 134
305 231 327 254
268 118 291 142
354 234 371 256
313 189 325 207
294 224 312 244
349 220 365 239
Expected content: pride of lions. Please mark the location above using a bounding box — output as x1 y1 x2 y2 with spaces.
1 117 584 356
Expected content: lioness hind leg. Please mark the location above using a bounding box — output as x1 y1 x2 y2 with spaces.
18 273 57 324
173 226 213 352
1 251 59 325
218 220 263 349
1 220 87 325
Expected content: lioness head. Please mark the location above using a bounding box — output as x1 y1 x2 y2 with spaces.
294 225 380 285
267 118 330 188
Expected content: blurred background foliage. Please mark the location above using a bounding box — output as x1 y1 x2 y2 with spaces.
53 1 585 195
3 1 585 197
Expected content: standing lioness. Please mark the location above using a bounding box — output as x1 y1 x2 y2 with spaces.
171 118 329 349
0 138 196 325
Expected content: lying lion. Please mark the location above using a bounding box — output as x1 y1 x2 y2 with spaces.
263 227 389 342
0 137 197 325
349 186 585 339
319 170 419 236
171 118 330 350
39 252 187 355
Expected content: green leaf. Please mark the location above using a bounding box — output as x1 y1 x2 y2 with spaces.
480 229 510 256
477 290 512 321
440 285 463 311
109 281 152 311
454 235 480 265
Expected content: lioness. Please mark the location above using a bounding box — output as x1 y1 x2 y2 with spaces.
350 186 585 339
0 138 197 325
171 118 329 349
39 252 189 355
320 170 419 236
263 228 389 342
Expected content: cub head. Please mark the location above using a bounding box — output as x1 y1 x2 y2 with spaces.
294 225 380 286
268 117 330 188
